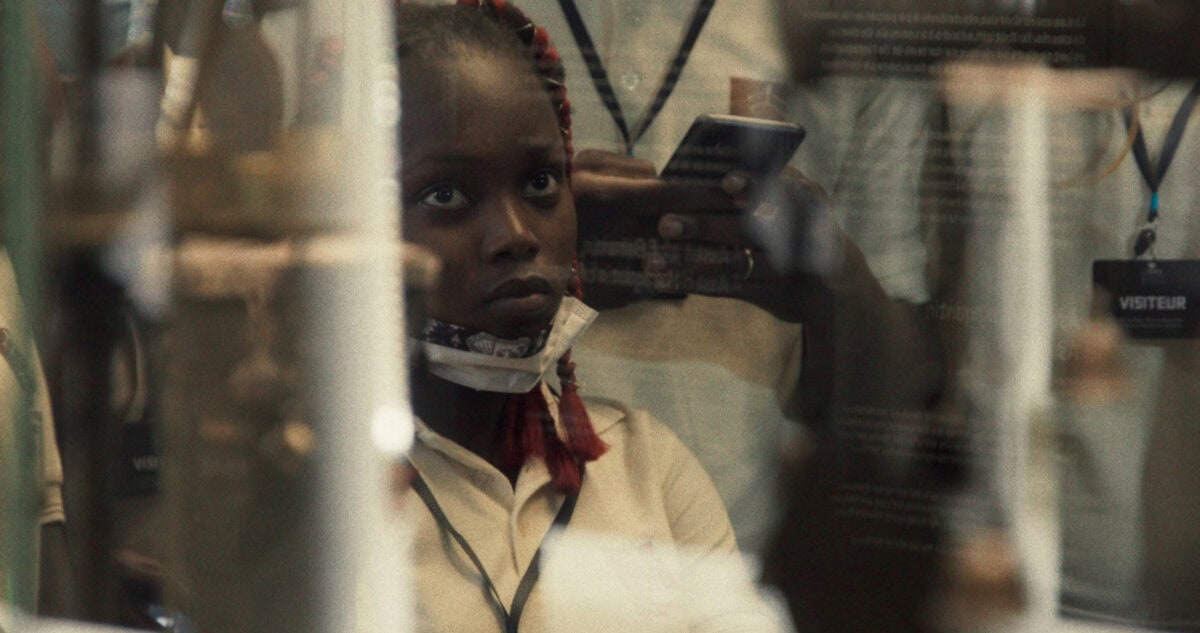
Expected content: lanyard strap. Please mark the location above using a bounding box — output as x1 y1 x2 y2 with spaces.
1123 80 1200 224
409 470 579 633
556 0 716 155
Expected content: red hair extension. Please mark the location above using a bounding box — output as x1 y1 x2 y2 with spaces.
500 385 603 495
556 265 606 464
497 263 607 495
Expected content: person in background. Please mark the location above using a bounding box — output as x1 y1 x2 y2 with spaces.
0 14 75 618
505 2 946 631
0 253 71 618
512 0 940 564
946 67 1200 630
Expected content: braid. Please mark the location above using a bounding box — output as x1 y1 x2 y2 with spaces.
554 262 606 465
499 260 607 495
453 0 574 174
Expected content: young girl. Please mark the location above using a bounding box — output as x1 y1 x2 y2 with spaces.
396 2 774 631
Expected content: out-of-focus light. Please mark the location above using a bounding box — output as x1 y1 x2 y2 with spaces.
372 403 414 457
374 67 400 127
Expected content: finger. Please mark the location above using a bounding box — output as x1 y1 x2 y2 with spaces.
721 171 752 196
573 148 658 178
657 212 748 248
719 170 763 211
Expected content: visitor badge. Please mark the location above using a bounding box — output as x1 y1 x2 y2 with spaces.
1092 259 1200 339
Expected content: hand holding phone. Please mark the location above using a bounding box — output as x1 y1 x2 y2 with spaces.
573 113 813 307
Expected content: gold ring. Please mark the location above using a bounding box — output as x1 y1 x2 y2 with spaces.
741 247 755 281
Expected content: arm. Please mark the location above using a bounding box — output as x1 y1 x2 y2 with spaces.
571 149 944 422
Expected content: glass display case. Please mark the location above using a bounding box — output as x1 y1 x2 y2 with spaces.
3 1 1199 632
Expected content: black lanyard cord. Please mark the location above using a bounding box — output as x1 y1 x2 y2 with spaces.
409 471 579 633
556 0 717 156
1123 80 1200 226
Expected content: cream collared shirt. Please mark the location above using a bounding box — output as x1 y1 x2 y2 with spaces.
406 384 778 633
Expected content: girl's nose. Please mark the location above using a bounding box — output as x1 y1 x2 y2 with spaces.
481 196 540 262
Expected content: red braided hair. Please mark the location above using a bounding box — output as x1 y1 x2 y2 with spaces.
498 262 606 495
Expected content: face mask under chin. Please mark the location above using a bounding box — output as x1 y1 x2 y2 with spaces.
412 296 597 393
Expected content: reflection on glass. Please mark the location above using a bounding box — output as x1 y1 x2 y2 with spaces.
6 1 1200 632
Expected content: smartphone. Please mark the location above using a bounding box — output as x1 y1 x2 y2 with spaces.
660 114 806 187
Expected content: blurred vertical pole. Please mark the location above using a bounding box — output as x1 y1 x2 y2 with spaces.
162 0 412 631
945 60 1058 630
996 71 1056 631
59 0 124 623
307 0 413 630
0 0 42 615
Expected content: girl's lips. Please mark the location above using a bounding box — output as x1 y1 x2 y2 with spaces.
484 276 554 303
479 275 562 333
482 277 560 332
488 292 556 316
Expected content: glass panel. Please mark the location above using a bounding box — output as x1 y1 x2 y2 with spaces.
5 1 1200 632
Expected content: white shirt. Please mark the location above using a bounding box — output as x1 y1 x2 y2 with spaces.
405 385 778 633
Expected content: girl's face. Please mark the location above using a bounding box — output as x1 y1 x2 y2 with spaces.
400 51 575 340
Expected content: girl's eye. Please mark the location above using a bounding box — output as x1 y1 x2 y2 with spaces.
418 185 470 210
524 170 561 197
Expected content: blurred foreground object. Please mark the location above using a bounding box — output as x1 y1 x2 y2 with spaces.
929 528 1026 632
936 58 1200 629
1056 315 1130 405
1 2 74 618
157 0 412 631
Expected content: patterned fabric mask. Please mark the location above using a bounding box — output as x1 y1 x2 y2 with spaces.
413 296 597 393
